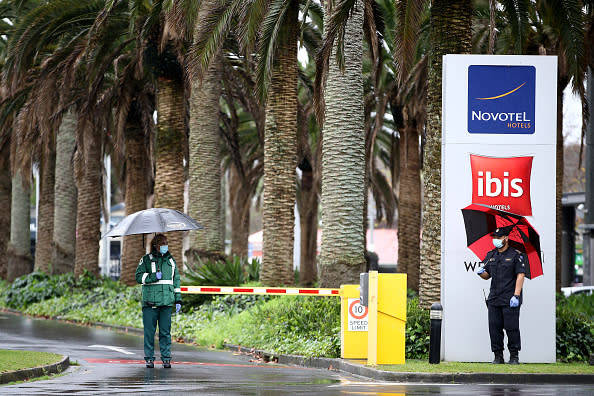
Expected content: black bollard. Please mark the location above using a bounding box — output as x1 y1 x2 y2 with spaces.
429 303 443 364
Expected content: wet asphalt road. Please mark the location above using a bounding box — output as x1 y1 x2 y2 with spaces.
1 312 593 395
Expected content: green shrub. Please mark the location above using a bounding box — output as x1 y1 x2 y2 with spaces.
182 256 260 309
199 296 341 358
2 271 118 309
405 297 430 359
556 301 594 362
557 292 594 321
24 286 143 327
184 255 260 286
198 294 271 317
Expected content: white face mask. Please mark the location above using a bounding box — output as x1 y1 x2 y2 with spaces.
492 238 504 249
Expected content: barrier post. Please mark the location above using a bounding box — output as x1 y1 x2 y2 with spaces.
340 285 368 359
366 272 407 365
367 271 379 365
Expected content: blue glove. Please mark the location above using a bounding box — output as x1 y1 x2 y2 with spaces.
175 303 181 314
156 271 162 280
510 295 519 308
477 267 485 275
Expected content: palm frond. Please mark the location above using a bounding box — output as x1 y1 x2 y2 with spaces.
499 0 531 54
188 0 239 81
314 0 357 125
549 0 586 94
394 0 427 86
255 0 294 102
237 0 269 58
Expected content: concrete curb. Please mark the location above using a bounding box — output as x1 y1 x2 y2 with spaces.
225 344 594 384
0 355 69 384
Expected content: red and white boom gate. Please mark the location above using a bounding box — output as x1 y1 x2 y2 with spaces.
180 286 339 296
181 272 406 365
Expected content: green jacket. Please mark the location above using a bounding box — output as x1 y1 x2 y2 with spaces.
135 250 182 307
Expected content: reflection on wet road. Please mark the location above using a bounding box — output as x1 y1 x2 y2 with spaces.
1 312 592 395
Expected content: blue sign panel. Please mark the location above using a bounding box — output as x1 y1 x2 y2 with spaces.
467 65 535 134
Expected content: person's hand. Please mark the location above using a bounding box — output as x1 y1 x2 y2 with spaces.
477 267 485 275
510 295 519 308
156 271 162 280
175 303 181 314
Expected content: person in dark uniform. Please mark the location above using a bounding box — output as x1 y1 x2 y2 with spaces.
477 225 526 364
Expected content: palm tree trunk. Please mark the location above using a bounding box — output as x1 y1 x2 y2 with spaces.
188 52 224 265
260 1 299 286
319 0 366 288
52 112 77 274
299 165 318 286
34 143 56 273
0 150 10 279
229 164 249 258
7 172 32 281
398 125 421 292
73 117 102 278
120 102 149 286
154 76 186 267
419 0 472 307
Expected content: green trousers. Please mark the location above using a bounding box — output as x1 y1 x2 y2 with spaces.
142 306 172 362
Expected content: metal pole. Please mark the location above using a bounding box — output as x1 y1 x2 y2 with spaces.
585 69 594 286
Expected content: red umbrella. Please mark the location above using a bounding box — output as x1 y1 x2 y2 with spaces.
461 203 543 279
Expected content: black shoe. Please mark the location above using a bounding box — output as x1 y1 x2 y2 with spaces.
145 361 154 368
492 351 504 364
508 352 519 365
163 362 171 368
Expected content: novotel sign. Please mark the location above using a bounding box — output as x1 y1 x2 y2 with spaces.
467 65 535 134
441 55 557 364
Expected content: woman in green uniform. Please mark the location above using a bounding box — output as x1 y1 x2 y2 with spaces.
135 234 182 368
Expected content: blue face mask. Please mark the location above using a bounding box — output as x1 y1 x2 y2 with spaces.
492 238 504 249
159 245 169 255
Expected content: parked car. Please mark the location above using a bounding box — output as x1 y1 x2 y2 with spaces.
560 286 594 297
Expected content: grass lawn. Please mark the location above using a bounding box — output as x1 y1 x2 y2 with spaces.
373 359 594 374
0 349 63 373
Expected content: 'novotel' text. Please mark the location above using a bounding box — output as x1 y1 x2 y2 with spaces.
471 111 531 122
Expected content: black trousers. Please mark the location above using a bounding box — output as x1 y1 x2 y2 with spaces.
487 303 521 353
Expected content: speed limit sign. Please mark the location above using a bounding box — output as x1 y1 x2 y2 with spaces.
347 298 368 331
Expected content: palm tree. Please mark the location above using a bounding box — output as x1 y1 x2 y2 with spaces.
419 0 472 307
259 0 299 285
34 136 56 273
0 144 10 279
491 0 586 292
52 111 77 274
7 170 31 281
218 55 264 258
188 0 225 265
314 0 371 287
2 1 102 278
390 0 430 292
192 0 307 285
119 93 153 285
140 5 188 267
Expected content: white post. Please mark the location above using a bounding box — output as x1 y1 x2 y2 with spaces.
103 155 111 277
33 163 39 244
368 194 375 252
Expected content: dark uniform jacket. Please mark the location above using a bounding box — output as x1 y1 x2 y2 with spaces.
483 247 526 306
135 250 182 307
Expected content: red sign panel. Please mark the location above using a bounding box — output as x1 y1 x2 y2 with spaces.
470 154 533 215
